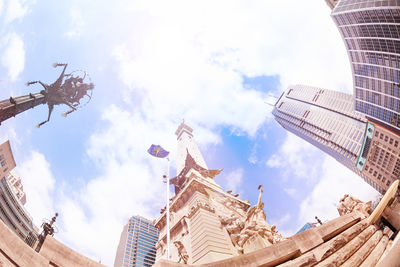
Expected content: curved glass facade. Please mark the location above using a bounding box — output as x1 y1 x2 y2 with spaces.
332 1 400 132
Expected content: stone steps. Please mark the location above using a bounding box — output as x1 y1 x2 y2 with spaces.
359 234 389 267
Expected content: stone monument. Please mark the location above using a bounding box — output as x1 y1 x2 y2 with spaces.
337 194 372 218
154 122 282 265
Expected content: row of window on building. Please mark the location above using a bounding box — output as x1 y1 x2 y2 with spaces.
334 7 400 25
350 51 400 70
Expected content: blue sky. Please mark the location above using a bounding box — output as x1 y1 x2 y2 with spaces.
0 0 379 265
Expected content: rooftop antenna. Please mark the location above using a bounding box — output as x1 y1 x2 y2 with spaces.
265 92 279 107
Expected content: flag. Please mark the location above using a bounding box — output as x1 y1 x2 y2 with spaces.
147 144 169 158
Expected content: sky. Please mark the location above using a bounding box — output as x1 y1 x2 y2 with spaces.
0 0 381 265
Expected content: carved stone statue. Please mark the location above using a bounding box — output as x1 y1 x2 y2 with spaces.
174 241 189 264
156 239 166 256
337 194 372 217
219 185 284 254
219 213 245 252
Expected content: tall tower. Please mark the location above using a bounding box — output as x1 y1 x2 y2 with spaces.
175 122 208 175
274 85 367 172
154 122 282 265
0 141 38 247
273 85 391 193
331 2 400 133
114 216 159 267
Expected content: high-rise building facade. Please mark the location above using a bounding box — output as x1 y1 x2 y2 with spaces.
114 216 159 267
325 0 339 10
273 84 367 174
0 140 38 247
356 121 400 194
331 1 400 132
6 170 26 205
0 140 16 175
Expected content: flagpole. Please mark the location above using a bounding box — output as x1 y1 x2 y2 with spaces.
166 157 171 260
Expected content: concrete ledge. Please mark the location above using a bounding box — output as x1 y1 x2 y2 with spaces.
197 239 300 267
153 259 194 267
289 227 324 254
316 212 362 241
39 236 105 267
0 217 48 267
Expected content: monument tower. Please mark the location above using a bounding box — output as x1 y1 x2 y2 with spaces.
154 122 282 265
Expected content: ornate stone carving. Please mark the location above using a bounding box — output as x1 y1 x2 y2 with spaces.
337 194 372 217
219 213 245 252
187 200 215 218
156 239 166 256
219 185 284 254
180 216 190 237
174 241 189 264
170 151 222 194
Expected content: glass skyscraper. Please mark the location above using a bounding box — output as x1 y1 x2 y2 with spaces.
114 216 159 267
273 85 371 182
331 1 400 132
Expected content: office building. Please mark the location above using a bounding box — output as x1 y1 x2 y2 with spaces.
357 121 400 195
0 140 38 247
325 0 339 10
296 222 317 234
0 140 16 175
114 216 159 267
273 84 367 174
6 170 26 205
331 2 400 132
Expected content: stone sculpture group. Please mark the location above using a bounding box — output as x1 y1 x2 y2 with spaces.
219 185 283 253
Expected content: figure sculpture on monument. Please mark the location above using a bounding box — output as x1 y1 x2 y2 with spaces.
237 185 283 250
219 185 283 254
219 213 245 252
174 241 189 264
337 194 372 217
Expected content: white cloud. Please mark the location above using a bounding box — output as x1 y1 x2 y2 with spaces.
219 168 244 194
4 0 30 24
53 105 170 264
267 133 322 182
284 188 296 197
109 0 352 94
64 7 84 39
1 33 25 81
16 151 55 226
298 156 379 224
268 132 379 234
0 1 3 17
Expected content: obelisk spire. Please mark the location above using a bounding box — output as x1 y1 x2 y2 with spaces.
175 121 208 175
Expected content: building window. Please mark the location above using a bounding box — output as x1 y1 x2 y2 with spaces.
390 138 394 145
386 181 390 186
375 130 379 137
385 136 389 142
395 140 399 148
373 171 377 177
382 177 386 183
380 133 384 139
377 174 382 180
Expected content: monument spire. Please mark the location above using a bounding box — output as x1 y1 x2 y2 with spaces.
175 121 208 175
